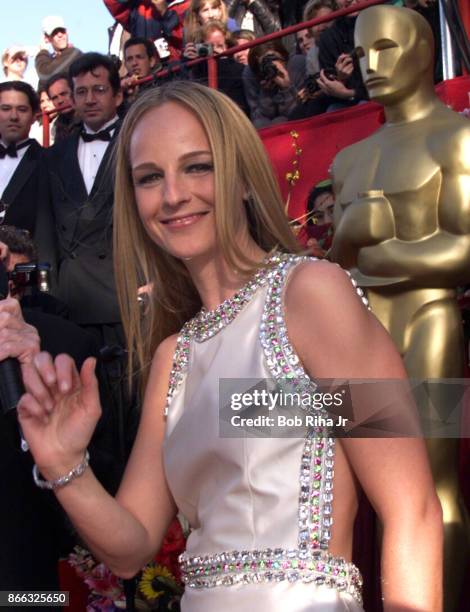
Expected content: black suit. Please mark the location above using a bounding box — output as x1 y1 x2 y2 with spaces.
1 140 45 235
0 310 125 596
40 129 121 327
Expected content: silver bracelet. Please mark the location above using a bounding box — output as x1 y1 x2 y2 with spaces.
33 451 90 490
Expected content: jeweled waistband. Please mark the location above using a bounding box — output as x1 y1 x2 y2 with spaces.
179 547 363 605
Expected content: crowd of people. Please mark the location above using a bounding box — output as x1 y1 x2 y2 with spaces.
0 0 457 610
1 0 443 138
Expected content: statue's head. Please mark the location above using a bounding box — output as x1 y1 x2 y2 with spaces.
355 6 434 104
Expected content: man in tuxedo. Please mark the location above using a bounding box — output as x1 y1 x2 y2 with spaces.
42 53 124 347
0 240 126 597
0 81 45 235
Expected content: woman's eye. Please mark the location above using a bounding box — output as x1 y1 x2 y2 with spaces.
186 163 213 174
135 173 161 186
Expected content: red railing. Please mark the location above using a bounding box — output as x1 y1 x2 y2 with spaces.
40 0 388 146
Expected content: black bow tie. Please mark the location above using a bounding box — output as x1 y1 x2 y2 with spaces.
0 139 32 159
81 123 118 143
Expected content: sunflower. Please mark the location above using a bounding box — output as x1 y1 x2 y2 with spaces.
139 564 176 601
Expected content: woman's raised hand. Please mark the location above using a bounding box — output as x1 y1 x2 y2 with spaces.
18 353 102 477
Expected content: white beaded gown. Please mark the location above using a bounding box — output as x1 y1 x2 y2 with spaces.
163 254 366 612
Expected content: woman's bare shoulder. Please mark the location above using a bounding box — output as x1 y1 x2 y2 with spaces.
284 259 405 379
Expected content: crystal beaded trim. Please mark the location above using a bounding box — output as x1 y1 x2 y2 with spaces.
259 256 335 550
190 252 294 342
165 255 369 415
179 548 362 605
164 252 292 415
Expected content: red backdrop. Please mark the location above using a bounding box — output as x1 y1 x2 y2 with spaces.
260 76 470 220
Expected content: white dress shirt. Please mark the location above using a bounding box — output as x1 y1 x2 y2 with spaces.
77 115 118 195
0 138 31 200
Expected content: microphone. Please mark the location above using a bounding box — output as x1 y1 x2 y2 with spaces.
0 260 24 414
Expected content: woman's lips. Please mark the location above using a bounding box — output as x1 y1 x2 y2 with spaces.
161 212 208 228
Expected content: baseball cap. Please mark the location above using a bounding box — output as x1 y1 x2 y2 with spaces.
42 16 66 37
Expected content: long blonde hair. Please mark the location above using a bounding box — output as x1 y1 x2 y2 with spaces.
113 82 300 391
184 0 228 43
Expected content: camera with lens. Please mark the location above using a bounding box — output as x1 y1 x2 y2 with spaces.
195 43 213 58
259 52 281 82
8 262 51 296
303 69 337 98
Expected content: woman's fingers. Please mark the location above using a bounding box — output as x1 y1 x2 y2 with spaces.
54 353 79 394
22 359 55 413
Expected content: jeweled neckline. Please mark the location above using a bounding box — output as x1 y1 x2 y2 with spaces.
187 251 292 342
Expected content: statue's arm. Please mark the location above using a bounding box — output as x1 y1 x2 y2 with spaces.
357 126 470 284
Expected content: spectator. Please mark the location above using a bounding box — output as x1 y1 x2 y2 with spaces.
307 178 334 226
124 36 159 80
35 16 82 88
0 243 127 595
296 28 315 55
0 82 45 236
317 0 368 108
46 73 81 143
190 21 249 114
183 0 238 55
303 178 334 257
31 86 56 146
104 0 190 62
225 0 281 37
37 53 124 349
1 46 29 83
302 0 334 75
244 39 306 128
38 86 55 116
232 29 256 65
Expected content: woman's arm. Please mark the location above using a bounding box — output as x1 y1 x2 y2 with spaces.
286 261 443 612
18 334 179 578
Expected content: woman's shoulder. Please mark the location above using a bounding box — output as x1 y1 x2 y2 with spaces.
285 257 364 306
152 333 180 368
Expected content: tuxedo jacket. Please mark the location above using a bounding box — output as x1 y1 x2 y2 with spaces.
1 139 46 235
39 128 121 325
0 309 125 593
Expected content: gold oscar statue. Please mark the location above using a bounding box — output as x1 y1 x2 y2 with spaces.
330 5 470 610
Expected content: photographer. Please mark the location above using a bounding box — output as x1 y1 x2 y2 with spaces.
317 0 368 109
0 240 125 597
243 40 306 128
189 21 249 114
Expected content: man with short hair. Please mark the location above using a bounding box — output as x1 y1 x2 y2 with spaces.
121 36 159 100
124 36 158 79
0 82 45 236
35 15 82 88
39 53 123 347
46 73 80 142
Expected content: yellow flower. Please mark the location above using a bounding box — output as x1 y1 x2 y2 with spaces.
139 564 174 600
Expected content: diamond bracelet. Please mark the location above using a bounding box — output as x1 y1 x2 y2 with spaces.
33 450 90 490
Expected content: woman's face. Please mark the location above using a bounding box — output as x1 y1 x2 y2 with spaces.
234 38 251 65
198 2 222 24
7 54 27 77
130 102 218 262
296 29 314 55
39 90 54 113
205 29 227 54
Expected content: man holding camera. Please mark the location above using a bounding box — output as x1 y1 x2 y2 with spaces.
0 237 125 598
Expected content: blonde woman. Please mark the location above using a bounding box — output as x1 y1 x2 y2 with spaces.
18 82 442 612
